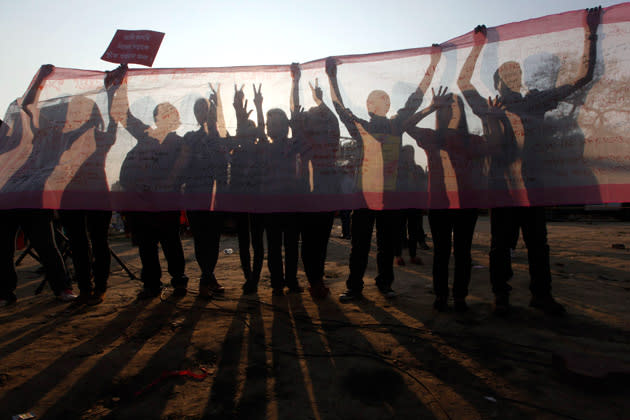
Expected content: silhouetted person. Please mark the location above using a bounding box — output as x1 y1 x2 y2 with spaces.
406 88 481 312
0 65 77 304
115 64 188 299
257 80 308 296
58 65 126 305
2 65 100 207
458 7 601 316
231 84 267 295
394 146 426 266
326 46 441 301
291 63 341 299
179 84 228 298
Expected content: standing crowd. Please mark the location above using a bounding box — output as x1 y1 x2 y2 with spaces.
0 8 603 319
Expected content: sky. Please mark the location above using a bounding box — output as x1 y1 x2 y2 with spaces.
0 0 624 116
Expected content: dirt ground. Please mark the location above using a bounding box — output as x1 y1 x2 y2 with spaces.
0 214 629 420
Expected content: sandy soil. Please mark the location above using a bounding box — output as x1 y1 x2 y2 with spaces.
0 215 629 420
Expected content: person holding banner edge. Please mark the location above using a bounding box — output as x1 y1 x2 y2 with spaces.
325 44 442 302
458 6 602 316
113 64 190 300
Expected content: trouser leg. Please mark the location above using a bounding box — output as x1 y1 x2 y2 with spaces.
24 210 70 294
187 210 222 285
489 207 519 296
301 212 333 286
452 209 478 299
158 212 187 288
406 209 421 258
250 214 265 283
393 211 405 257
265 214 284 290
340 210 351 237
236 213 252 281
346 209 375 292
60 210 92 294
429 209 452 298
521 207 552 297
283 213 299 288
374 210 397 289
0 211 19 299
132 213 162 291
87 210 112 292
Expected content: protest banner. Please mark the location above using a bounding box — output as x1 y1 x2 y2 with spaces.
1 4 629 212
101 29 165 67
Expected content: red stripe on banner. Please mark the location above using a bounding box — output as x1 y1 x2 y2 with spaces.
32 4 630 78
1 184 628 212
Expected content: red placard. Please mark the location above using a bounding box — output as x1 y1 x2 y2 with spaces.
101 29 165 67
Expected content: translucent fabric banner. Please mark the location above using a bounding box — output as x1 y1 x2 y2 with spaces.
1 3 629 212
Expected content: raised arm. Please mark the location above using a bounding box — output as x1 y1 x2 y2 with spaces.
210 83 227 137
403 86 450 131
573 7 601 90
252 84 267 143
396 44 442 121
20 64 54 130
110 66 151 139
325 57 364 140
103 64 127 135
543 6 601 103
290 63 301 114
233 84 251 133
457 25 490 116
325 57 344 110
308 78 324 107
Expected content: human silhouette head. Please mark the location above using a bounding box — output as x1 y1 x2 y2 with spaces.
65 96 103 132
493 61 523 96
366 90 390 117
193 98 209 126
400 145 415 165
266 108 289 141
153 102 180 131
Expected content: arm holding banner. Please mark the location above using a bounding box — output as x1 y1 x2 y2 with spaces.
528 6 602 110
396 44 442 122
289 63 306 141
110 68 151 140
20 64 54 130
457 25 490 117
325 57 363 141
290 63 301 115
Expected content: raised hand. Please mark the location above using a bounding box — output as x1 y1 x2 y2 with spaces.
473 24 487 45
429 43 442 64
233 84 245 108
105 63 128 89
308 78 323 103
209 82 221 104
586 6 602 35
253 83 263 109
233 84 252 122
290 62 301 80
325 57 337 78
39 64 54 79
430 86 452 109
486 95 506 117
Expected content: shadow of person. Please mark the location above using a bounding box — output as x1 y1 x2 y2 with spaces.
1 66 99 208
59 84 119 209
118 100 184 196
325 47 441 209
0 299 153 418
205 297 269 419
521 51 602 203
